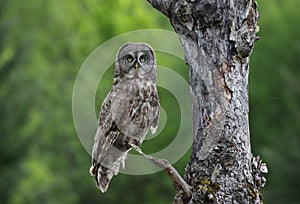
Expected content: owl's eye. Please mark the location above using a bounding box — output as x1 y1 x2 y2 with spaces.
140 56 146 63
127 56 133 62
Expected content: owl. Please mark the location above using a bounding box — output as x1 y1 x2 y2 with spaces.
89 43 160 192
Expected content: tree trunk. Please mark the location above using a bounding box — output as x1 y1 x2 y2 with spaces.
147 0 268 203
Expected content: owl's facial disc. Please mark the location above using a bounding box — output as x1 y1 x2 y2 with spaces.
117 44 155 80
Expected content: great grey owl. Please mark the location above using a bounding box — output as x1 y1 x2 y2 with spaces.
89 43 160 192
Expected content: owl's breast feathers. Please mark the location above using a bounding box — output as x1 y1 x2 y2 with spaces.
109 78 159 141
91 78 159 192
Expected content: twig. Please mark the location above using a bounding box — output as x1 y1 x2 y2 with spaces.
130 143 192 204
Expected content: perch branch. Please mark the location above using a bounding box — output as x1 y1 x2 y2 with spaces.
130 143 192 204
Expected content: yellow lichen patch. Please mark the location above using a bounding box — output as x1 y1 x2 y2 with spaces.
198 178 221 201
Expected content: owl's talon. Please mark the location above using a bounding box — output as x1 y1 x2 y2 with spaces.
128 138 141 148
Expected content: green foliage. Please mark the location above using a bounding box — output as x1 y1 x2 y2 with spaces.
0 0 299 203
250 0 300 203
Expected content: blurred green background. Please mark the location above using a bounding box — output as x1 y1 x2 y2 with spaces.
0 0 299 203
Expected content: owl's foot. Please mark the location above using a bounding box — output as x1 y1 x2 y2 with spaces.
128 138 141 147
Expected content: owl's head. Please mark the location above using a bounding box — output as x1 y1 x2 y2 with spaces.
114 43 157 83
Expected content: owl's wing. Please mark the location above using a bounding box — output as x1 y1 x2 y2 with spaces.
92 88 138 163
90 90 122 192
91 91 115 165
150 88 160 134
90 89 133 192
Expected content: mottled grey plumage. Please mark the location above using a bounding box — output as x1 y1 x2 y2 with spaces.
90 43 160 192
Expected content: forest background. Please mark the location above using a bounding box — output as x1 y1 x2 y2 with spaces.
0 0 299 203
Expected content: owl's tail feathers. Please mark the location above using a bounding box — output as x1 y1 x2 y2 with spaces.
90 163 113 193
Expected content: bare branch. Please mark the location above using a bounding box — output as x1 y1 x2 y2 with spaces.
130 144 192 204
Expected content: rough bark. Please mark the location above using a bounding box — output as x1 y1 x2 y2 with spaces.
147 0 268 203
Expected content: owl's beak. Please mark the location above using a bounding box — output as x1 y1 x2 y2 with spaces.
134 62 139 69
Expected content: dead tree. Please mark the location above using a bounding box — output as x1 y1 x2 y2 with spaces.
146 0 268 203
